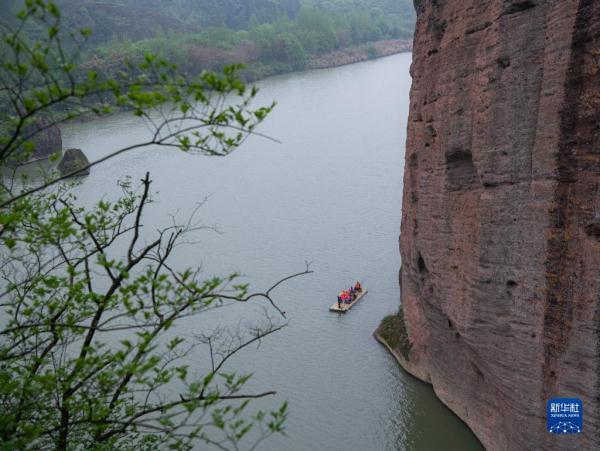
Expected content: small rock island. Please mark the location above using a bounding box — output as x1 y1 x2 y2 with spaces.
58 148 91 177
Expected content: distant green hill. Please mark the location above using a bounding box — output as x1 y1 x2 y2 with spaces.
43 0 414 43
45 1 304 42
1 1 416 81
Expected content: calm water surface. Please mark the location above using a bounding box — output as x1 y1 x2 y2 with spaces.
61 53 482 451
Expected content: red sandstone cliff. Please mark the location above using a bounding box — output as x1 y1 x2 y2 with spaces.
397 1 599 449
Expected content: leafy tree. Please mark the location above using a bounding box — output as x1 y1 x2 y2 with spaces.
256 32 306 68
0 1 311 449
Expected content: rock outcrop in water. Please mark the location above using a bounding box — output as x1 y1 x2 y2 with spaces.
58 148 90 177
391 1 600 449
18 117 62 162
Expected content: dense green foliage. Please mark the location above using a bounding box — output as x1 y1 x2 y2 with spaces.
150 0 303 30
0 1 310 449
29 0 415 79
1 1 415 82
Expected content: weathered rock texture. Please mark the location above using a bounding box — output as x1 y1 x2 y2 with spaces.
57 148 90 177
398 0 599 449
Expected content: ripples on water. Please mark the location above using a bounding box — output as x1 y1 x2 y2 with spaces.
60 53 482 451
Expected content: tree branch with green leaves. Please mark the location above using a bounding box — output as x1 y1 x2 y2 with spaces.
0 1 311 449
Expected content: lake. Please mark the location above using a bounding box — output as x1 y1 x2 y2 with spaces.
61 52 482 450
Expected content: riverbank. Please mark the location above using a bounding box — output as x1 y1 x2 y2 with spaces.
241 38 412 81
307 39 413 70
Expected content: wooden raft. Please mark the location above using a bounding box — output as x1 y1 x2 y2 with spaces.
329 290 367 313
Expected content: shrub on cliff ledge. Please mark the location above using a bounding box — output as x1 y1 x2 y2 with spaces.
379 310 412 360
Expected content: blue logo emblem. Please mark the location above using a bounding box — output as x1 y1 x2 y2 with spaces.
547 398 582 434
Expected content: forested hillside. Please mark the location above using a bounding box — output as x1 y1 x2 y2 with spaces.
1 0 415 80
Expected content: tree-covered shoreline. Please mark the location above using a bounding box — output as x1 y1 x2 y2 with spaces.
2 0 415 81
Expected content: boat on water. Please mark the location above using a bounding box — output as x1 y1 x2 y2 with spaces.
329 289 367 313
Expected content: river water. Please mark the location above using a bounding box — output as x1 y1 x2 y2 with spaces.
60 53 482 450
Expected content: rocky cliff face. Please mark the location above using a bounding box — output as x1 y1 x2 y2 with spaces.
398 1 599 449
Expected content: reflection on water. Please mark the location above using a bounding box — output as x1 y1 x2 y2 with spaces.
59 53 482 450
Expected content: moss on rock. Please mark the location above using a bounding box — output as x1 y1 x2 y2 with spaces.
377 309 412 360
